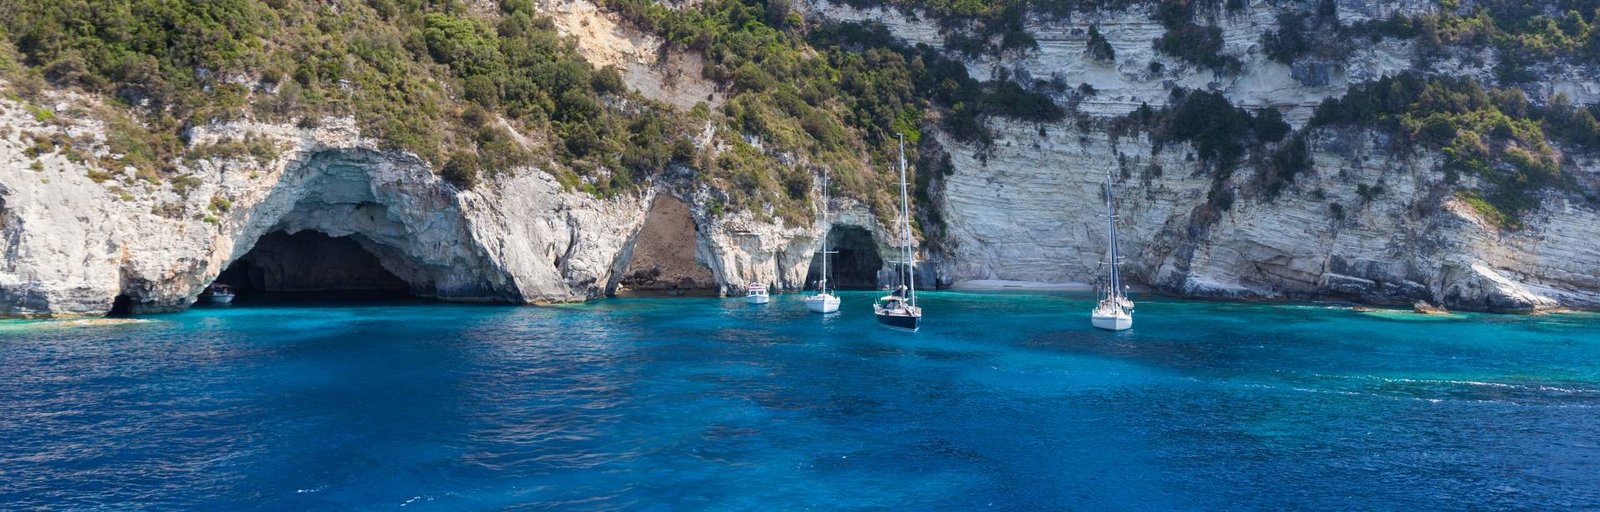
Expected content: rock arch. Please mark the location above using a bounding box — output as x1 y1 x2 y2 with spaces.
210 149 523 303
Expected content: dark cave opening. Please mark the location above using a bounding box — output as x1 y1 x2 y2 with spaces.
804 225 885 290
213 231 412 299
107 295 133 317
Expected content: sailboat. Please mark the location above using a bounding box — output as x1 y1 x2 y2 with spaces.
874 134 922 332
805 172 841 314
1091 170 1133 331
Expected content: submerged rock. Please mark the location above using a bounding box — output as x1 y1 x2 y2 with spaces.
1413 300 1449 315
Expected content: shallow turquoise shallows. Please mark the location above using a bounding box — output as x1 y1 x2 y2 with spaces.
2 291 1598 510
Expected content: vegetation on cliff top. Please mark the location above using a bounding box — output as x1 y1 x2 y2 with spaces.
1 0 1065 228
1312 72 1600 228
1350 1 1600 83
1 0 695 198
3 0 1597 232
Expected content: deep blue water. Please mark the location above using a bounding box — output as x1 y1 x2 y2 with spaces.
2 291 1598 510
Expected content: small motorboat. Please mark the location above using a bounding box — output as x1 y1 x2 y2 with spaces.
745 282 770 304
205 284 236 305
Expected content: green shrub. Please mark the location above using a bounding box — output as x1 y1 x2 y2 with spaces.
1156 90 1256 168
1310 72 1583 223
1456 190 1517 229
1147 2 1240 75
1352 5 1599 69
169 175 203 197
441 151 481 190
1261 12 1310 64
24 103 53 122
1086 25 1114 62
1259 134 1310 199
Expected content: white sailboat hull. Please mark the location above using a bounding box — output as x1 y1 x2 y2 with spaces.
1091 312 1131 331
746 294 769 304
804 294 840 313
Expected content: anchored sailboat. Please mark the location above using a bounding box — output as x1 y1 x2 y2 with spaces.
1092 170 1133 331
805 172 841 314
874 134 922 332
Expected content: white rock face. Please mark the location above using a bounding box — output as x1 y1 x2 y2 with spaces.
541 0 722 110
805 0 1600 124
0 95 652 317
0 91 892 317
935 119 1600 311
688 191 899 296
793 0 1600 311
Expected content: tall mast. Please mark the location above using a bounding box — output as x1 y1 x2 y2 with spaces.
898 133 915 306
1104 170 1120 300
820 170 829 294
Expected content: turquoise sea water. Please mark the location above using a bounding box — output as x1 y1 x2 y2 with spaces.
1 291 1597 510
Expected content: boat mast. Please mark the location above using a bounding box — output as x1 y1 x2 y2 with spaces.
898 133 915 307
820 170 830 295
1104 170 1120 302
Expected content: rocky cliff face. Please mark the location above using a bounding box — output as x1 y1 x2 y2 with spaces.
0 91 658 317
4 0 1599 317
0 87 894 317
807 0 1600 311
939 118 1600 311
857 0 1600 310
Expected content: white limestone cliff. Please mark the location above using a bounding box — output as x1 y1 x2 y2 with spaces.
4 0 1600 317
0 93 653 317
934 118 1600 312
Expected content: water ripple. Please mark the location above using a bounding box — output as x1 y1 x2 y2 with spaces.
0 294 1597 509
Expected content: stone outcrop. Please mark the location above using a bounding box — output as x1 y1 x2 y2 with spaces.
0 94 653 317
0 89 899 317
541 0 721 110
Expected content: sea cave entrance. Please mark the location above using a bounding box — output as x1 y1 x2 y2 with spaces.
805 225 884 290
612 195 717 296
212 231 415 300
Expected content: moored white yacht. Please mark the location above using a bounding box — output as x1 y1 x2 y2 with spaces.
806 172 841 314
804 282 840 313
1091 170 1133 331
745 282 770 304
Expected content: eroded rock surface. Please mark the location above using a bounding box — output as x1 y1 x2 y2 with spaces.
0 97 652 316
